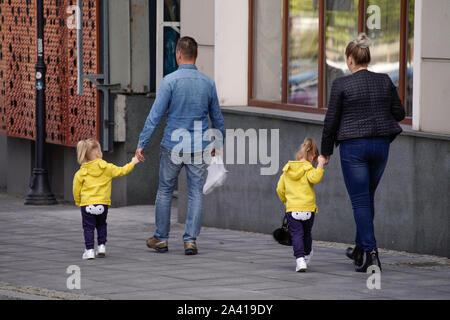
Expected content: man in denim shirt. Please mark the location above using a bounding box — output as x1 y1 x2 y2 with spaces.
135 37 225 255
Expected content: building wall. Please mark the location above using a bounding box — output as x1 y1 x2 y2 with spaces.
109 0 217 91
180 0 249 106
178 108 450 257
181 0 215 79
417 0 450 135
116 94 163 206
109 0 150 93
214 0 249 106
6 137 33 196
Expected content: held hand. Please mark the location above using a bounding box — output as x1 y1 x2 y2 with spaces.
135 148 145 162
131 156 140 165
320 155 331 165
317 156 326 167
318 155 329 167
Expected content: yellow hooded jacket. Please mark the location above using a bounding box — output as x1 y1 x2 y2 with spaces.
73 158 135 207
276 161 324 213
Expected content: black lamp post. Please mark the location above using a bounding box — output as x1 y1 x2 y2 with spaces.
25 0 57 205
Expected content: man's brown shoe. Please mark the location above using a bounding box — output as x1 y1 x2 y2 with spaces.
184 242 198 255
146 237 168 253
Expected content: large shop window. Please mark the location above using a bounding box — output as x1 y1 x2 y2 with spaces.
249 0 414 121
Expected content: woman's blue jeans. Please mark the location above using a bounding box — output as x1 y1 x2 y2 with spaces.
154 147 207 243
339 137 390 253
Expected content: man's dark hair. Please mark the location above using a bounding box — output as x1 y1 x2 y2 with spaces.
176 36 198 60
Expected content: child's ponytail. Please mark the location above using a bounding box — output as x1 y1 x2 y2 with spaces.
296 137 319 163
77 138 100 164
77 140 88 165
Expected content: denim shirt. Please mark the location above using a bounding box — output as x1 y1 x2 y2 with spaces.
137 64 225 153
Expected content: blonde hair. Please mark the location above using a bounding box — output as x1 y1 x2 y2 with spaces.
76 138 101 165
345 33 371 65
296 138 319 163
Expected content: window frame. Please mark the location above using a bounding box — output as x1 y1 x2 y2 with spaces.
155 0 181 91
248 0 412 124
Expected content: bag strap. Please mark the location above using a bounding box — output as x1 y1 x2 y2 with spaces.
282 216 289 229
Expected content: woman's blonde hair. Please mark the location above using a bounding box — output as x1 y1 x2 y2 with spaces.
76 138 101 164
296 137 319 163
345 33 371 65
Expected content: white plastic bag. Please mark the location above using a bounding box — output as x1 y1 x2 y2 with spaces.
203 155 228 195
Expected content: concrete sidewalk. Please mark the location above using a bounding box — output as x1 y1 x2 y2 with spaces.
0 193 449 300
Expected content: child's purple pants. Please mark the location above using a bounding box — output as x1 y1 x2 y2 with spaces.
81 205 108 250
286 212 315 259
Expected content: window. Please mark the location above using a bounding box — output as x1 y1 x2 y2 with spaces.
325 0 359 104
252 0 283 103
288 1 320 107
249 0 414 121
156 0 181 90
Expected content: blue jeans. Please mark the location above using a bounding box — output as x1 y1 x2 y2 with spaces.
154 147 207 243
339 137 390 253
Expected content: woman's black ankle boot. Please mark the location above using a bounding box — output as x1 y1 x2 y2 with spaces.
346 246 364 266
355 250 382 273
345 247 355 259
371 251 382 272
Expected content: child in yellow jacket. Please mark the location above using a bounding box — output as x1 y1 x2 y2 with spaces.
73 138 140 260
277 137 327 272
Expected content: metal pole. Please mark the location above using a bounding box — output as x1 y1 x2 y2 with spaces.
25 0 57 205
102 0 110 151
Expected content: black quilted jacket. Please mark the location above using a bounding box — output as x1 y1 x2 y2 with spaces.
321 69 405 156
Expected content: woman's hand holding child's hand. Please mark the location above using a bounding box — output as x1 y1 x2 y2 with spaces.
132 156 140 165
317 155 328 169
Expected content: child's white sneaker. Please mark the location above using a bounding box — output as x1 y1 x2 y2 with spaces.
82 249 95 260
305 249 314 265
296 257 307 272
96 244 106 257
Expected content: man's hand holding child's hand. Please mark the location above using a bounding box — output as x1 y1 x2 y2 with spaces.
135 148 145 162
132 156 140 165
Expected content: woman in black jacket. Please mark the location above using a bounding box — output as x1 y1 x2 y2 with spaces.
321 33 405 272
